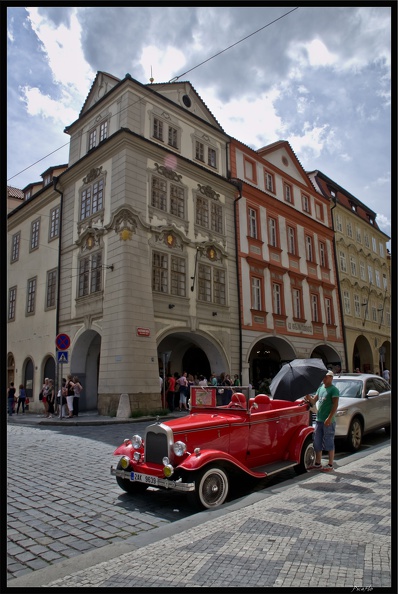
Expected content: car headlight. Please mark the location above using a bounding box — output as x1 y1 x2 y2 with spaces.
163 464 174 478
173 441 187 457
336 409 348 417
120 456 130 469
131 434 143 449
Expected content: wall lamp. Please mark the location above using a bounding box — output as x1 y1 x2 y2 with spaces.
212 312 217 316
169 304 175 309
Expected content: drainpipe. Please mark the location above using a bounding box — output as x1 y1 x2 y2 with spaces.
53 177 63 393
330 194 349 372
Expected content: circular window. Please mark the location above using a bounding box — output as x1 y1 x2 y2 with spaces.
182 95 192 108
282 156 289 166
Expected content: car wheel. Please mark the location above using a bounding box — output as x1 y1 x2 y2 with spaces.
347 417 363 451
294 436 315 474
189 466 229 509
116 461 147 494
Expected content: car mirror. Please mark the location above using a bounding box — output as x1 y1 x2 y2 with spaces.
366 389 379 398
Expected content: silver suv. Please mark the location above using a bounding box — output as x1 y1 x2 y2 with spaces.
310 373 391 451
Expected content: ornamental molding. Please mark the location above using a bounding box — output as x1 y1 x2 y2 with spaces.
154 163 182 183
197 183 220 201
83 166 103 184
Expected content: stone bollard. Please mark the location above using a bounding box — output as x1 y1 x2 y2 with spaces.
116 393 131 418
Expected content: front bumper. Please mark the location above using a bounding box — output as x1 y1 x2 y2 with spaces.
110 465 195 492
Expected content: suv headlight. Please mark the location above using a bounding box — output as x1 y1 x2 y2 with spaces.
131 434 143 449
173 441 187 457
335 409 348 417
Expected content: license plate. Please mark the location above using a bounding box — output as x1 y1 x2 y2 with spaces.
131 472 158 486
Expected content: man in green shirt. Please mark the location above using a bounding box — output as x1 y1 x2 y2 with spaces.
305 370 339 472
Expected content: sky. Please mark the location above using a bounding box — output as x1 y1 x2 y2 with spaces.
6 4 392 244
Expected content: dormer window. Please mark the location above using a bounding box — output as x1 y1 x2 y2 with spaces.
87 117 109 151
330 189 336 198
351 203 356 212
43 174 52 186
152 115 181 151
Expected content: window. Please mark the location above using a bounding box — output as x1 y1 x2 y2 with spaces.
78 252 102 297
99 121 108 142
46 270 57 309
383 274 388 290
375 270 381 288
248 208 258 239
325 298 332 324
168 126 178 148
336 214 342 232
8 287 16 321
343 290 351 315
11 232 20 263
251 277 262 310
346 221 353 238
319 242 327 267
198 263 225 304
170 185 185 218
153 117 181 150
287 226 296 255
49 206 60 239
305 235 313 262
27 277 37 314
311 294 320 321
87 117 108 151
30 219 40 251
339 250 347 272
350 256 357 277
152 252 186 296
273 283 282 315
154 118 164 141
372 303 377 322
195 140 205 161
364 233 370 248
195 195 223 233
264 170 274 192
315 202 324 221
80 178 104 221
302 194 310 213
372 237 377 252
360 261 366 280
268 217 277 247
244 158 256 182
88 129 97 150
292 288 301 319
356 227 362 243
208 148 216 168
354 294 360 317
284 183 293 204
151 175 186 220
194 137 218 169
379 242 384 258
367 265 373 284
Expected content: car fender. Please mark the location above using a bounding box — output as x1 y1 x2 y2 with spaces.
289 426 314 461
113 443 134 457
176 449 266 478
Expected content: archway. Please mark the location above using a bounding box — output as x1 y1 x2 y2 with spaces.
70 330 101 411
352 335 373 373
248 337 296 388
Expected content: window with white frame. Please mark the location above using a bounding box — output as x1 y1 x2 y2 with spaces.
315 202 324 221
360 261 366 280
268 217 278 247
8 287 16 321
151 175 186 220
350 255 357 277
364 233 370 248
46 269 57 309
264 170 275 192
383 274 388 290
244 158 256 182
88 118 109 150
49 206 60 240
346 221 353 238
336 214 342 232
356 227 362 243
375 270 381 288
372 237 377 252
325 298 332 324
99 121 108 142
319 241 327 267
27 277 37 314
287 226 296 255
273 283 282 315
339 250 347 272
292 288 301 318
198 263 226 304
153 116 181 151
367 265 374 284
194 138 218 170
80 178 104 221
248 207 258 239
152 251 186 297
195 195 223 234
379 242 384 258
302 194 310 213
305 235 313 262
284 183 293 204
78 251 102 297
343 290 351 315
354 294 360 317
88 129 97 150
371 303 377 322
251 277 262 310
30 219 40 251
11 232 20 263
311 294 320 321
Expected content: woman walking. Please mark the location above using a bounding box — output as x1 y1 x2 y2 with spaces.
72 376 83 417
16 384 27 414
66 375 74 417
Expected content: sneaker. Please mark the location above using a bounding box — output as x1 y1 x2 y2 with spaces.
307 463 322 470
321 464 334 472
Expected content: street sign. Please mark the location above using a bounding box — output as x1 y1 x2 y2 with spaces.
57 351 69 363
56 333 71 350
137 327 150 337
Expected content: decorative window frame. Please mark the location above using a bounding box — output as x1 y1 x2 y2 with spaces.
283 182 293 204
192 132 219 172
11 232 21 263
8 286 17 321
264 169 275 193
78 166 106 226
49 206 60 241
194 183 224 238
46 269 58 310
243 157 257 183
26 276 37 315
86 112 111 152
150 109 182 152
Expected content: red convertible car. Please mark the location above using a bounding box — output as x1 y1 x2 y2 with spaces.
111 390 314 509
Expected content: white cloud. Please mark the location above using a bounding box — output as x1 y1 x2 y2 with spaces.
20 86 78 125
140 45 187 84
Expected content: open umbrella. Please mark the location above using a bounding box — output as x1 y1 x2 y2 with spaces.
269 358 328 402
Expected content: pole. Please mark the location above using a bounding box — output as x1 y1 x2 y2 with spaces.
162 354 166 408
59 361 63 418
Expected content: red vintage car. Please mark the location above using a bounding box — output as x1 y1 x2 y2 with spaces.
110 390 314 509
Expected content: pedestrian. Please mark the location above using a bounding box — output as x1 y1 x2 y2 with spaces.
198 375 208 387
233 374 240 387
46 379 55 418
173 372 180 411
305 370 340 472
58 378 69 418
65 374 75 417
72 376 83 417
177 372 188 411
222 374 233 405
41 378 50 417
210 372 218 387
16 384 27 414
187 374 195 408
382 369 390 382
8 382 16 416
166 373 176 411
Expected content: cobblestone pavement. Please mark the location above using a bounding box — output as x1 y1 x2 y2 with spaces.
7 437 393 590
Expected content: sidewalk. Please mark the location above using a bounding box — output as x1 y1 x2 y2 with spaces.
6 408 185 426
7 436 392 589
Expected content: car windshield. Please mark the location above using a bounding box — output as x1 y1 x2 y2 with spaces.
332 380 362 398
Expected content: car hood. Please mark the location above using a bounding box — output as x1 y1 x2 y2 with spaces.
161 410 247 431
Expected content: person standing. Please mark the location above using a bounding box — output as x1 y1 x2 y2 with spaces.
166 373 176 412
41 378 50 417
198 375 208 387
305 370 340 472
72 376 83 417
66 375 75 417
16 384 27 414
177 372 188 411
233 374 240 387
8 382 16 416
173 372 180 411
222 374 233 405
46 379 55 418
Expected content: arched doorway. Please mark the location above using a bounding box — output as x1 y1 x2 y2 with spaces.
182 347 211 379
248 337 296 389
352 335 373 373
23 358 34 402
69 330 101 412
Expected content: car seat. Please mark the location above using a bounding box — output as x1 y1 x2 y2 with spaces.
254 394 272 412
227 392 246 408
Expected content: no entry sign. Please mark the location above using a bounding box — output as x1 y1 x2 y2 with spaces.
56 333 70 350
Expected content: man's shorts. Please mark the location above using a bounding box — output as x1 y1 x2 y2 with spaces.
313 420 336 452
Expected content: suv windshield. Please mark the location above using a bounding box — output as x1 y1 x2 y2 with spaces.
332 380 362 398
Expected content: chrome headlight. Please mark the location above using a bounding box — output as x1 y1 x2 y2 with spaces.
163 464 174 478
133 451 141 462
120 456 130 469
173 441 187 457
131 434 143 449
336 409 348 417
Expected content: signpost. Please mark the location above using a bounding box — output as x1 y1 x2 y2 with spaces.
55 334 70 418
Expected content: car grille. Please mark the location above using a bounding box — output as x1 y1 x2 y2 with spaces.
145 429 169 464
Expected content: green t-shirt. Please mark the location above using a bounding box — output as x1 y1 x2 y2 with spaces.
316 384 339 422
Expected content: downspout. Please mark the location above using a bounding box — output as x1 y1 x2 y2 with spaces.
330 195 349 372
53 177 63 392
226 140 243 382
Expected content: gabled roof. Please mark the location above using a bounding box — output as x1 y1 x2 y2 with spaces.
7 186 24 199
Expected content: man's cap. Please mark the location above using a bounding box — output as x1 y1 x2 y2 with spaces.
325 370 334 377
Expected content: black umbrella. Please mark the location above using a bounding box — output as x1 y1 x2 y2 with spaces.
269 358 328 401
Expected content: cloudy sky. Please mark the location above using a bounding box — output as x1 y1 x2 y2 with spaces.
7 5 392 242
